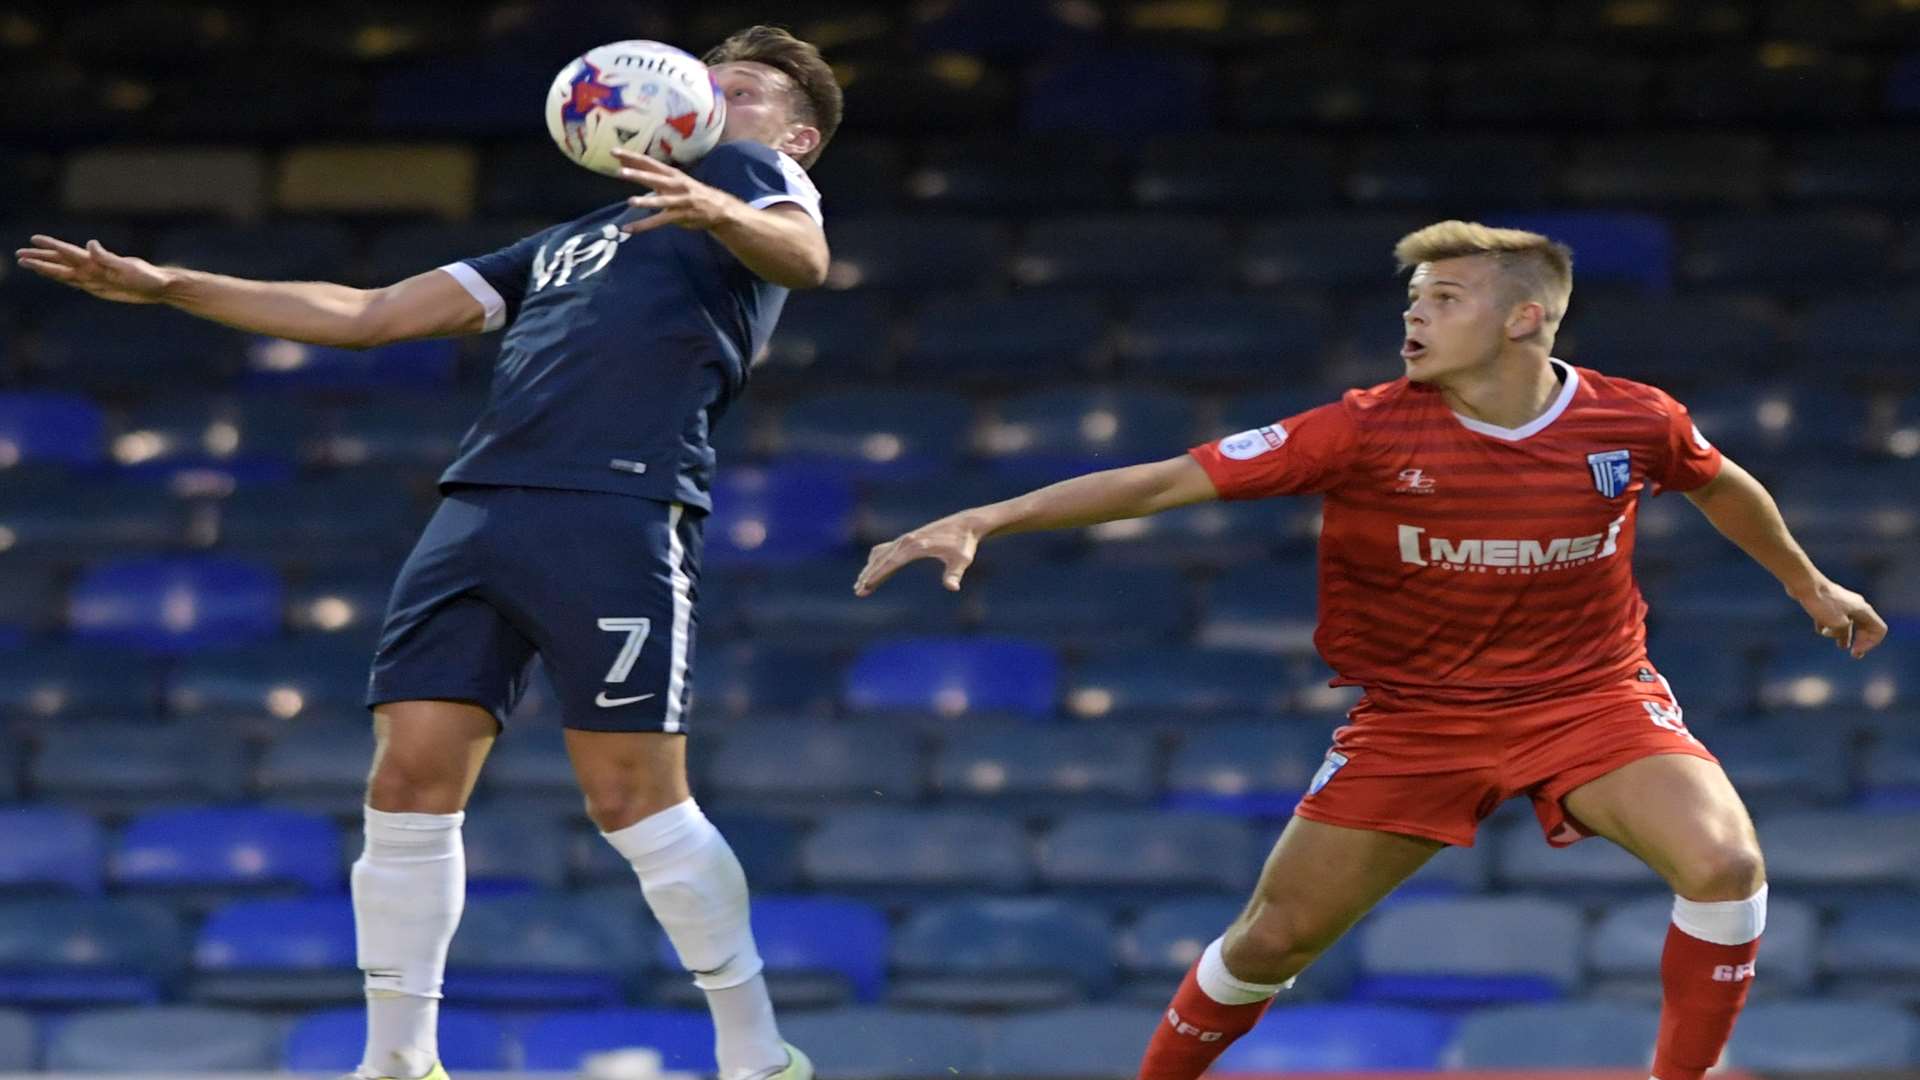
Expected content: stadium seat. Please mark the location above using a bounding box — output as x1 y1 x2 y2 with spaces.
1117 896 1241 986
0 391 102 465
284 1006 511 1070
1705 718 1852 810
34 296 243 392
1783 133 1920 205
1243 215 1429 289
800 809 1033 896
822 217 1006 292
213 475 422 560
1663 53 1874 123
166 640 372 719
111 805 341 893
1066 649 1288 720
1196 562 1320 654
32 721 247 815
1356 897 1584 1003
1648 561 1802 649
981 1005 1165 1076
1754 811 1920 898
1084 500 1306 568
1561 294 1781 386
518 1009 714 1073
46 1006 280 1070
1726 1000 1920 1070
845 637 1059 719
0 482 186 557
1444 49 1649 123
900 291 1108 381
1210 1003 1455 1072
1684 386 1868 463
1133 136 1339 211
0 806 103 893
776 389 973 478
1038 811 1258 895
1682 213 1894 294
153 221 354 283
1563 135 1771 208
0 645 160 723
1450 1001 1659 1068
740 558 967 647
246 336 457 390
254 716 375 815
1012 217 1233 289
1118 293 1327 384
1641 629 1755 715
1163 722 1329 818
359 221 534 287
978 389 1197 480
1348 135 1555 208
1862 733 1920 809
1801 295 1920 381
67 555 282 653
0 1009 29 1070
777 1007 986 1078
707 719 922 808
855 471 1034 548
906 139 1126 212
1821 900 1920 1004
794 138 903 213
973 563 1186 648
890 898 1115 1008
1494 826 1663 896
190 896 359 1006
1486 211 1674 291
1587 894 1818 1000
759 291 894 378
1770 465 1920 553
1022 49 1211 134
706 466 855 566
932 723 1156 808
690 644 843 719
1234 57 1430 128
445 893 647 1007
457 811 571 892
0 897 183 1006
656 895 888 1006
1758 642 1917 713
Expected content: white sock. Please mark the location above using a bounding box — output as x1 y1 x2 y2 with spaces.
352 807 465 1079
1197 936 1295 1005
604 799 786 1080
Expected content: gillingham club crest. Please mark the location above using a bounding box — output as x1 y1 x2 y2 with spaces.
1586 449 1632 498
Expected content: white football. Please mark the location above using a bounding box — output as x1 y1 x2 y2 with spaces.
545 40 727 176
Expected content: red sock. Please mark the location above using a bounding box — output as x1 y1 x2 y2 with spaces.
1652 923 1760 1080
1137 961 1273 1080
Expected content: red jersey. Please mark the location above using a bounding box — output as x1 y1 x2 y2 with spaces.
1189 360 1723 710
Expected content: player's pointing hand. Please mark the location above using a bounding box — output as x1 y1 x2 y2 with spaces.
1791 577 1888 658
613 148 742 235
854 514 984 597
14 235 171 304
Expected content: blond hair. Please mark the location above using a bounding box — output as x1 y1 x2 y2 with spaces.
1394 220 1574 327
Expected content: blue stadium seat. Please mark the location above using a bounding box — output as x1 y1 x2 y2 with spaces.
1862 733 1920 809
1134 136 1338 211
1493 826 1662 896
1356 897 1583 1004
978 389 1197 480
1706 718 1852 810
740 558 967 647
891 898 1115 1008
0 1009 29 1070
845 637 1059 719
1197 562 1319 654
1118 294 1327 383
1785 133 1920 205
32 721 247 814
1023 49 1210 133
471 722 573 807
1684 386 1868 463
166 640 372 719
445 893 646 1007
658 896 888 1005
46 1006 280 1070
214 475 422 559
1726 1000 1920 1070
111 806 341 892
0 806 103 893
793 140 901 213
1641 629 1754 715
1649 561 1807 650
1770 466 1920 553
0 559 60 643
777 1007 986 1079
1163 722 1329 818
776 389 972 478
1587 893 1818 1000
933 724 1156 808
1754 811 1920 897
1562 294 1780 385
0 645 159 723
801 809 1033 895
1682 213 1894 294
103 396 308 485
759 291 894 378
982 1005 1164 1076
1451 1001 1659 1068
1210 1004 1455 1072
1243 215 1428 289
1348 135 1555 208
359 222 533 287
284 1006 511 1070
314 395 481 470
458 811 570 892
1066 649 1287 720
254 716 375 816
1011 217 1233 289
1400 842 1492 898
706 466 855 566
518 1009 714 1073
35 302 242 392
1487 212 1673 291
0 897 184 1005
691 644 843 719
67 556 282 653
0 483 186 557
1235 58 1429 128
1564 135 1772 207
906 139 1125 212
1758 641 1917 713
707 719 922 808
1118 896 1240 989
974 563 1186 648
1821 900 1920 1003
191 896 358 1006
822 217 1006 292
1442 51 1648 123
1662 49 1872 120
855 471 1033 548
1039 811 1257 895
900 292 1108 381
153 221 354 283
0 391 102 465
245 336 458 390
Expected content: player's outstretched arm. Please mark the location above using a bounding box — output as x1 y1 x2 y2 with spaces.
855 454 1219 596
612 149 828 289
1684 457 1887 657
14 234 487 349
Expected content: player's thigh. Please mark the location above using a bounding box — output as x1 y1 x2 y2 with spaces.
1228 815 1444 971
564 729 691 832
367 699 500 814
1562 752 1764 899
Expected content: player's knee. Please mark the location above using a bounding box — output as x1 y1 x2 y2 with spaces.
365 746 470 814
1673 843 1766 901
581 788 688 833
1222 906 1332 983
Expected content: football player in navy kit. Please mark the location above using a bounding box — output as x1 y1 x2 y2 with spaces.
17 26 839 1080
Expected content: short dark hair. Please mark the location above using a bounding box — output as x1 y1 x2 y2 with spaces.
703 25 842 169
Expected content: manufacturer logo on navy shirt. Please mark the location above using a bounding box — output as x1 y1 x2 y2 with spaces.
532 223 630 292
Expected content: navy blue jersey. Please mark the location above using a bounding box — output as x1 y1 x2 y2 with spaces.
435 140 822 511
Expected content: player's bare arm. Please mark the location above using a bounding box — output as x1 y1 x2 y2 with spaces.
612 148 828 289
855 454 1219 596
1684 457 1887 657
14 234 486 348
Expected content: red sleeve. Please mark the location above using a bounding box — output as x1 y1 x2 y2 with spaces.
1188 401 1359 499
1650 389 1724 493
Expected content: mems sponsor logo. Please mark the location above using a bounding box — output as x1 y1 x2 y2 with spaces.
1397 514 1626 575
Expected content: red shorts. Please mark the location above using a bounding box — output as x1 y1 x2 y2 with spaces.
1294 668 1718 848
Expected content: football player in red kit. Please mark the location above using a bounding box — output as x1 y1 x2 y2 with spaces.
854 221 1887 1080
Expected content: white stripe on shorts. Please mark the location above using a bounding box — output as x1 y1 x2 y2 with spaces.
663 503 693 733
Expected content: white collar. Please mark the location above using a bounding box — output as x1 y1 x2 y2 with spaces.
1449 358 1579 442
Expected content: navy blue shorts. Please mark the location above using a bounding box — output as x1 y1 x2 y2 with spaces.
366 485 704 732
